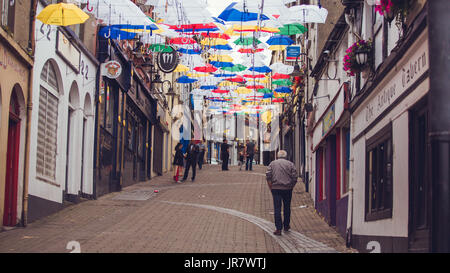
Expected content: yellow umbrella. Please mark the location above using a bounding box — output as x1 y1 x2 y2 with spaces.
174 64 190 73
187 73 209 78
231 24 279 34
236 87 252 94
201 38 229 46
219 81 239 87
209 54 234 62
37 3 89 26
269 45 287 51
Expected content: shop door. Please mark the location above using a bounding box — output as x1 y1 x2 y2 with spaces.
153 126 163 175
409 98 431 252
3 112 20 226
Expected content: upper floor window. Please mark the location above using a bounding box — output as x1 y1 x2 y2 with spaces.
371 6 400 69
1 0 15 33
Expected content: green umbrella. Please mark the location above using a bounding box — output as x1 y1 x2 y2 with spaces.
233 37 261 46
148 43 173 52
257 88 272 94
221 64 247 72
272 79 293 86
277 23 308 36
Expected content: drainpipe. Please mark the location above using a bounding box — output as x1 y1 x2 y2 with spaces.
428 0 450 253
21 0 38 227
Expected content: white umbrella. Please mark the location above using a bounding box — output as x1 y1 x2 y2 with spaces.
277 5 328 24
270 62 294 74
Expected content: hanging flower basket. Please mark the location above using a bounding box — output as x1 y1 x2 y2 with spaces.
375 0 412 22
343 39 373 77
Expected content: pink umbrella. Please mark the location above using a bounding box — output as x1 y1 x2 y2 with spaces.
169 37 197 45
243 74 266 79
194 64 217 73
272 73 291 79
225 75 246 83
212 89 229 94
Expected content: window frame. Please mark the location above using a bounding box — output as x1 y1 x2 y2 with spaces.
365 123 393 222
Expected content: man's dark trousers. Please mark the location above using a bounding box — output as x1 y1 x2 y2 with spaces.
246 154 254 171
222 153 229 170
271 189 293 231
183 158 197 180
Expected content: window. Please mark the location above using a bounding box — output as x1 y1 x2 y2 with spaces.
1 0 14 33
37 61 59 181
365 123 393 221
104 82 116 133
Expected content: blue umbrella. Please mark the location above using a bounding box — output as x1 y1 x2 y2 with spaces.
208 44 233 50
263 93 273 98
178 48 202 55
177 76 198 84
275 86 292 93
214 73 236 78
218 2 271 22
200 85 217 90
175 27 220 32
248 66 272 73
266 35 294 46
210 61 234 68
99 26 136 40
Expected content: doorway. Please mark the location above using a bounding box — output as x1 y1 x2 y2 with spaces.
408 97 431 252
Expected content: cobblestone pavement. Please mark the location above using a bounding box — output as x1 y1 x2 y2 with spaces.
0 164 357 253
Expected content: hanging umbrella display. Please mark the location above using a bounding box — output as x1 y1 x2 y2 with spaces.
272 98 285 103
221 64 247 72
268 45 288 51
275 86 292 93
201 32 231 40
236 87 252 94
148 43 174 52
208 44 233 51
194 64 218 73
272 79 293 86
214 73 237 78
246 84 265 90
178 47 202 55
248 66 272 73
98 26 137 40
238 48 264 54
177 76 198 84
277 23 308 36
270 63 295 74
243 74 266 79
212 89 229 94
272 73 291 79
231 25 279 34
257 88 273 94
278 5 328 24
37 3 89 26
210 61 235 68
200 85 217 90
174 64 190 73
266 35 294 46
233 37 262 46
209 55 234 63
201 38 230 46
218 2 271 23
169 37 197 45
225 75 246 83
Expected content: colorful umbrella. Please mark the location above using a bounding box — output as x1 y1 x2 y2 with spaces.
272 73 291 79
246 85 265 90
201 32 231 39
272 79 293 86
208 44 233 50
214 73 237 78
212 89 229 94
268 45 287 51
243 74 266 79
238 48 264 54
248 66 272 73
148 43 174 52
210 61 234 68
194 64 217 73
177 76 198 84
257 88 273 94
275 86 292 93
233 37 262 46
174 64 190 73
270 63 294 74
221 64 247 72
218 2 271 22
37 3 89 26
169 37 197 45
178 47 202 55
277 23 308 36
99 26 136 40
266 35 294 46
209 55 234 62
200 85 217 90
225 75 246 83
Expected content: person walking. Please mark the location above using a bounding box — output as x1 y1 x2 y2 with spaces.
173 143 184 182
245 139 256 171
197 140 206 170
221 139 229 171
238 151 245 171
181 140 199 182
266 150 298 236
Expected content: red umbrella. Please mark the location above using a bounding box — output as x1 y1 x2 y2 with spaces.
225 75 246 83
272 98 285 103
272 73 290 79
243 74 266 79
169 23 218 31
238 48 264 54
212 89 229 94
201 32 231 40
194 64 217 73
169 37 197 45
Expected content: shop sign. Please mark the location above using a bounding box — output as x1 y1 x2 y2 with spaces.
157 47 179 73
322 104 335 136
286 45 301 62
101 60 122 79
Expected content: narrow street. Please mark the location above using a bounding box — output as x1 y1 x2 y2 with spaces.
0 164 353 253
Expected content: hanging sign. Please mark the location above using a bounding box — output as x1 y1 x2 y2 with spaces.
157 46 179 73
101 60 122 79
286 45 301 62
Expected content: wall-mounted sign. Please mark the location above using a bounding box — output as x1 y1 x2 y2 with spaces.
157 47 179 73
56 30 81 73
286 45 301 62
101 60 122 79
322 104 335 136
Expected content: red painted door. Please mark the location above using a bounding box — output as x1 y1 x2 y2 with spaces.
3 117 20 226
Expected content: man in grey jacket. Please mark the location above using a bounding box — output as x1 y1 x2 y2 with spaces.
266 150 298 235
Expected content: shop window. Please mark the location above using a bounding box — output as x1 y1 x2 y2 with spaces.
36 61 59 181
365 123 393 221
316 147 326 202
104 82 116 134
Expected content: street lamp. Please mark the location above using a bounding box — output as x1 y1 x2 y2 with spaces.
355 47 369 67
152 74 177 112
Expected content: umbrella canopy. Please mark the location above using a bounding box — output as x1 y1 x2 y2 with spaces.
272 73 291 79
238 48 264 54
225 75 246 83
214 73 237 78
218 2 271 22
209 55 234 62
194 64 218 73
277 23 308 35
178 47 202 55
201 32 231 39
233 37 262 46
270 63 294 74
210 61 235 68
236 87 252 94
99 26 137 40
268 45 287 51
231 25 279 34
272 79 293 86
208 44 233 50
275 86 292 93
212 89 229 94
148 43 174 53
200 85 217 90
174 64 190 73
177 76 198 84
246 85 265 90
248 66 272 73
37 3 89 26
278 5 328 24
169 37 197 45
257 88 273 94
266 35 294 46
243 74 266 79
221 64 247 72
201 38 230 46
